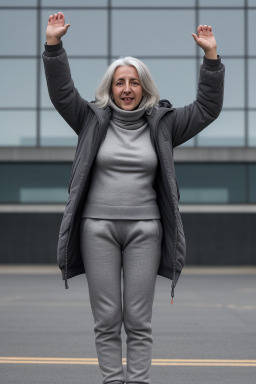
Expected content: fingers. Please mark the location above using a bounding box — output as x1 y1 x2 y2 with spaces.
197 24 213 35
48 12 65 23
197 25 203 34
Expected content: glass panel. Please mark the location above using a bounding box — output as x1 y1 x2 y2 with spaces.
0 111 36 146
248 0 256 5
198 111 245 147
40 111 78 146
0 10 36 55
41 58 108 108
248 112 256 147
41 10 107 55
249 164 256 203
0 59 36 108
0 163 71 203
248 11 256 55
179 137 195 147
199 10 244 56
112 10 195 56
42 0 107 5
176 163 247 203
112 0 195 6
222 59 244 108
142 59 196 107
199 0 244 6
0 0 36 5
248 59 256 108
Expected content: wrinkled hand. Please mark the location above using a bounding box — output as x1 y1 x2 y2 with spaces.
46 12 70 44
191 25 217 59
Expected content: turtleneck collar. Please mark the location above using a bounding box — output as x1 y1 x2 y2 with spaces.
108 98 146 130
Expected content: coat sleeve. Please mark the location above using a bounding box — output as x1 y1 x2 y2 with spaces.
42 41 88 135
170 55 225 148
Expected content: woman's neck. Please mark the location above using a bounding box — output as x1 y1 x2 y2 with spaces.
108 98 146 130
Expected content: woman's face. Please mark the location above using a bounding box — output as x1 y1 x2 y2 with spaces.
111 65 143 111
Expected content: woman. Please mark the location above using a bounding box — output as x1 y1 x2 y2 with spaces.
43 12 224 384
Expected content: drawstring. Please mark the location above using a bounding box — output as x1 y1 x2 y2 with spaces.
171 264 176 304
65 272 69 289
171 265 176 304
171 283 174 304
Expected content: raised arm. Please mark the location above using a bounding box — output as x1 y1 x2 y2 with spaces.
42 12 88 135
171 25 225 148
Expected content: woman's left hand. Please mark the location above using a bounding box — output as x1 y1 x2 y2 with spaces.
191 25 217 59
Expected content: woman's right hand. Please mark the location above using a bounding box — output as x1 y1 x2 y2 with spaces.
46 12 70 45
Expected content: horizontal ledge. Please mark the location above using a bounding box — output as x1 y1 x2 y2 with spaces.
173 148 256 162
0 205 66 213
0 147 76 162
0 204 256 213
0 147 256 162
179 204 256 213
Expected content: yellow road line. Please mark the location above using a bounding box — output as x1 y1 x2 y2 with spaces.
0 357 256 367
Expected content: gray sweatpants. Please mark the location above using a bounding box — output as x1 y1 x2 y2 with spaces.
80 217 163 384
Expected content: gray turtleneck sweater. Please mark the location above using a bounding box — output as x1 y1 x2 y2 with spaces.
81 99 161 219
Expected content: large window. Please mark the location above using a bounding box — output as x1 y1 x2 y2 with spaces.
0 162 255 204
0 0 255 147
0 163 71 203
176 164 248 204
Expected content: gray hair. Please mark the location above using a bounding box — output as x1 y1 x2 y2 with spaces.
94 57 160 110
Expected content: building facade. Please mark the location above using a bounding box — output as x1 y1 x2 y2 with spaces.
0 0 255 265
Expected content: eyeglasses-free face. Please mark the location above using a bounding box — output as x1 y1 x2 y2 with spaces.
112 65 143 111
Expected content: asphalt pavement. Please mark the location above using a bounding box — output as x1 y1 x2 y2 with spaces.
0 265 256 384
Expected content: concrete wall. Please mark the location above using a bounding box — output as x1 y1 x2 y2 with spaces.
0 212 255 265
